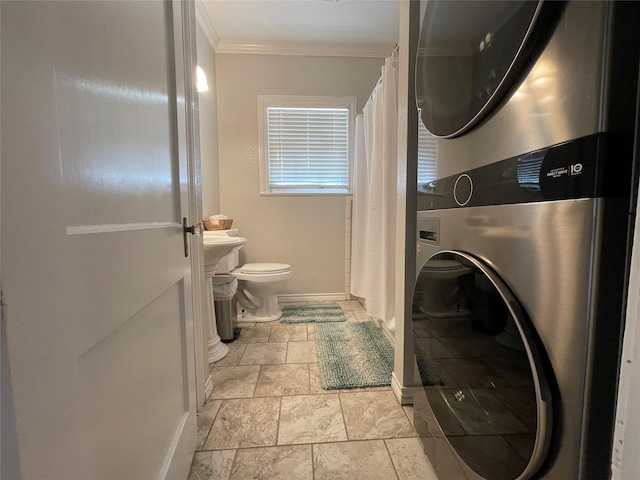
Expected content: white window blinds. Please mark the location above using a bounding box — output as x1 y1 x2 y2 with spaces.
417 116 438 185
266 107 350 192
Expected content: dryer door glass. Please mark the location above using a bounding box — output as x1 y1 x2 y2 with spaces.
412 251 552 480
416 0 545 138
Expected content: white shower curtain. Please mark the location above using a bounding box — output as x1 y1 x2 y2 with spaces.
351 52 398 332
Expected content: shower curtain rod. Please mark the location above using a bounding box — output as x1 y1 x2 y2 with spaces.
362 46 398 113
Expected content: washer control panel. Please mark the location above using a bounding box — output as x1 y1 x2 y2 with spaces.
454 174 473 206
416 132 631 211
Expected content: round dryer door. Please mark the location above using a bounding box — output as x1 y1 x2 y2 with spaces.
412 251 552 480
415 0 560 138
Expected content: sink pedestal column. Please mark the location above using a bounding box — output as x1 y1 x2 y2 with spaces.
205 265 229 363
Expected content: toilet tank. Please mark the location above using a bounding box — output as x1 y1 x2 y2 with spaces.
206 228 241 273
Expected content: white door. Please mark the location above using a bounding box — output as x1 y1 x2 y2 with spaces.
1 1 198 478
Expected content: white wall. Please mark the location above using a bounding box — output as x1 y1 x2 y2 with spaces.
612 201 640 478
214 54 384 296
196 24 220 217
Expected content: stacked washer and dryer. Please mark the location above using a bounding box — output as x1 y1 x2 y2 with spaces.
411 1 640 479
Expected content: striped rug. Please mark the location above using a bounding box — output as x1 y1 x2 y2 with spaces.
279 303 347 324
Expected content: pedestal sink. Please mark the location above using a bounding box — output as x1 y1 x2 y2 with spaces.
203 234 247 363
203 235 247 270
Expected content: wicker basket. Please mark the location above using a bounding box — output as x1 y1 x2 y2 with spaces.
204 218 233 231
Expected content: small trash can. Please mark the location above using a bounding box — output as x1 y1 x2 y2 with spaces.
212 274 239 342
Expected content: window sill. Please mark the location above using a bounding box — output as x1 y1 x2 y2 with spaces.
260 191 353 197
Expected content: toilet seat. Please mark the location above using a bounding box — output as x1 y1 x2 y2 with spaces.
238 263 291 274
232 263 292 283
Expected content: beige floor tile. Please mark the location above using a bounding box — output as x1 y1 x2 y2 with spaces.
235 325 272 343
254 364 310 397
211 343 247 367
340 391 415 440
351 309 371 322
313 440 398 480
239 342 287 365
337 300 364 312
188 450 235 480
307 324 315 341
278 394 347 445
309 363 337 394
386 438 438 480
286 341 317 363
269 325 308 342
204 397 280 450
350 303 367 312
345 311 359 322
196 399 222 450
230 445 313 480
209 366 260 399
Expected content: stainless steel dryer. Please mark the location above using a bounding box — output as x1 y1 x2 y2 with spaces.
411 1 640 479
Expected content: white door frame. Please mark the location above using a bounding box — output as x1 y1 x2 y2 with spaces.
178 0 209 410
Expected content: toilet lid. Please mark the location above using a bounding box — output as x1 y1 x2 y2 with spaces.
239 263 291 274
423 260 464 271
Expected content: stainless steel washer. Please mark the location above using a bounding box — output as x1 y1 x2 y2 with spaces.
412 1 640 479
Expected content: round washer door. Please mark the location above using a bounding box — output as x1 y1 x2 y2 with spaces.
415 0 560 138
412 251 552 480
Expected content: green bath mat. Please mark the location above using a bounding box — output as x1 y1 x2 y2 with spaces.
315 321 393 389
280 303 347 324
315 321 441 390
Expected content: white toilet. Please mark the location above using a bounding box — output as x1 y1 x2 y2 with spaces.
417 259 472 317
208 229 292 323
233 263 292 322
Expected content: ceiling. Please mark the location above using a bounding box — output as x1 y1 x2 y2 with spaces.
198 0 400 57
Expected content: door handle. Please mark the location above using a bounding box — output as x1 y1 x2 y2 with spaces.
183 217 203 257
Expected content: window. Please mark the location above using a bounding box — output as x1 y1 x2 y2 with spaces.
258 95 357 194
417 114 438 185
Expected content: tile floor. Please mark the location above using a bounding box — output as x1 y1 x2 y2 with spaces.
188 300 438 480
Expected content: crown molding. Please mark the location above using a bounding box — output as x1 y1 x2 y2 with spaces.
195 1 219 50
215 41 392 58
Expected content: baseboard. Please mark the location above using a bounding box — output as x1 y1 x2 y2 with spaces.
278 293 346 303
378 320 395 343
204 374 213 402
391 372 419 406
